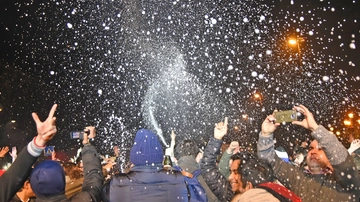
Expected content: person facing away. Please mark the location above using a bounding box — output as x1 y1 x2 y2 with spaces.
102 128 188 202
257 104 360 202
174 139 220 202
201 117 301 202
29 126 104 202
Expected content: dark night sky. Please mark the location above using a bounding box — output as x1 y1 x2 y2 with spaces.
0 0 359 163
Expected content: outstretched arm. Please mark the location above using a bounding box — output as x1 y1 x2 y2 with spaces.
75 126 104 201
257 113 280 163
0 104 58 202
201 117 234 201
292 105 360 192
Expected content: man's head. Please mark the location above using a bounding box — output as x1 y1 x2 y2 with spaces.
306 140 331 173
228 152 272 193
174 139 199 159
30 160 65 196
18 179 36 199
130 129 164 166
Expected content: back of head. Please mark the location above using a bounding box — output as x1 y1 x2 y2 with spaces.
174 139 199 159
62 162 77 175
231 152 273 186
30 160 65 196
130 129 164 166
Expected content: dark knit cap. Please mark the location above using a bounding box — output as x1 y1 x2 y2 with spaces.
30 160 65 196
130 129 164 166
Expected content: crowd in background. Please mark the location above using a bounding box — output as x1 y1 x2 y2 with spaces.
0 103 359 202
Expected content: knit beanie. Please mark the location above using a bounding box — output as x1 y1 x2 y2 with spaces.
130 129 164 166
30 160 65 196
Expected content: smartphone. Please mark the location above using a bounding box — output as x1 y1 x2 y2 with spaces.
70 131 84 139
274 110 298 123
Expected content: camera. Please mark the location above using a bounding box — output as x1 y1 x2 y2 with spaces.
274 110 298 123
70 130 90 139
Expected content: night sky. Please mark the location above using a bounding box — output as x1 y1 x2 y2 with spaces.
0 0 359 163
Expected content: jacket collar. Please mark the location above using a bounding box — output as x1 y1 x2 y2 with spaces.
35 193 67 202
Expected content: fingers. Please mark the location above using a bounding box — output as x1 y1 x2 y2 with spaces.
85 126 96 138
224 117 228 126
265 115 277 124
32 104 57 126
47 104 58 119
291 120 302 126
32 112 40 124
41 127 58 140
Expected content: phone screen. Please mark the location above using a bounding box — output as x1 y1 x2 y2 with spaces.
70 131 81 139
274 110 297 123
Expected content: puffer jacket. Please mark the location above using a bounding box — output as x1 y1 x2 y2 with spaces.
201 137 234 202
102 165 188 202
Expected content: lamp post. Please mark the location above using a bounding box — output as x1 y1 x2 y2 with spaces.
288 37 305 68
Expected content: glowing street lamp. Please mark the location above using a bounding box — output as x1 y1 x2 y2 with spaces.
343 111 360 140
288 37 305 68
253 92 263 105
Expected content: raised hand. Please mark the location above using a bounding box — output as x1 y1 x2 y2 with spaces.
171 130 176 141
32 104 58 147
292 105 318 132
83 126 96 145
214 117 228 140
9 146 17 162
261 111 280 137
227 141 239 154
0 146 9 158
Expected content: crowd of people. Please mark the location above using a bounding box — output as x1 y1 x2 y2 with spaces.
0 103 359 202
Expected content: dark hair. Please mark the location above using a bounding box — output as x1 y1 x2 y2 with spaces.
62 162 77 175
68 169 83 180
231 152 273 187
174 139 199 159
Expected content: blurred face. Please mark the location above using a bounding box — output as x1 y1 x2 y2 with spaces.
25 181 36 198
306 140 330 173
228 159 245 193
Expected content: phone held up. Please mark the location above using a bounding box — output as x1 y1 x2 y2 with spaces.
70 130 90 140
274 110 302 123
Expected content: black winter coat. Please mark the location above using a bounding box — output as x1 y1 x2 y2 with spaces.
201 137 234 202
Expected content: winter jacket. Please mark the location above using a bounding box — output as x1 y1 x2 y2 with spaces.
177 155 220 202
102 164 188 202
200 137 236 202
0 139 43 202
34 144 103 202
258 125 360 202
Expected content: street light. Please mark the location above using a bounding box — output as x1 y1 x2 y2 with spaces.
253 92 263 106
288 37 305 68
343 112 360 141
